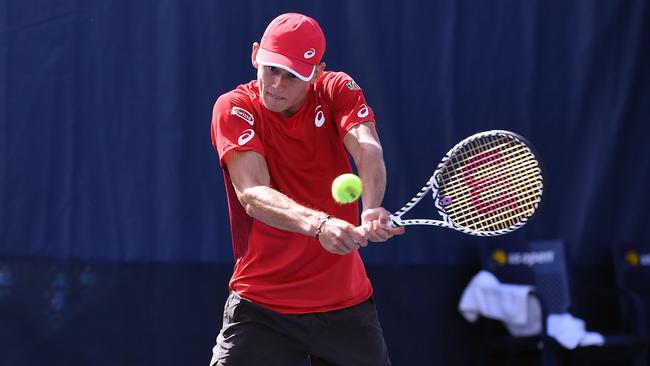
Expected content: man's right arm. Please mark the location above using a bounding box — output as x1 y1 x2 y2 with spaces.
223 149 367 255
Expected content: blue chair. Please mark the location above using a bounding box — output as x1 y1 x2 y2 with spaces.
613 242 650 303
478 239 649 366
479 239 570 366
612 242 650 346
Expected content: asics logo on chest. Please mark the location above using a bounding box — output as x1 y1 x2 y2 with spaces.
314 105 325 127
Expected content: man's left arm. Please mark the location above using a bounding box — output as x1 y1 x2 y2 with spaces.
343 122 405 242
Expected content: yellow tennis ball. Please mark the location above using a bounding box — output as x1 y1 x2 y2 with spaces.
331 174 362 204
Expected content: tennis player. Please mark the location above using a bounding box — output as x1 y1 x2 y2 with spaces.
209 12 404 365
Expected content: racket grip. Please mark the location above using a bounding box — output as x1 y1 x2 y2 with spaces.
354 217 398 235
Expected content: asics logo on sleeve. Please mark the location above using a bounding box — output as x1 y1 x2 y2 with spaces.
304 48 316 59
231 106 254 126
314 105 325 127
357 104 369 118
238 129 255 145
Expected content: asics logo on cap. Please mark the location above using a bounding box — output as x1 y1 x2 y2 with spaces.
304 48 316 59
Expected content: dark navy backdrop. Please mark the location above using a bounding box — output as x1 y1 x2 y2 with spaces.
1 0 649 365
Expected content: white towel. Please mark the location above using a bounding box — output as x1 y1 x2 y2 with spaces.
547 313 605 349
459 271 541 336
458 271 605 348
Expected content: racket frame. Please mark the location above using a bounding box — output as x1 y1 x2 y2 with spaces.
388 130 544 236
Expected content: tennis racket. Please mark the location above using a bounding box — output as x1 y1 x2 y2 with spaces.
389 130 543 236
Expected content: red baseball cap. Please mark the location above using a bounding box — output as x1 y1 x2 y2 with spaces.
256 13 326 82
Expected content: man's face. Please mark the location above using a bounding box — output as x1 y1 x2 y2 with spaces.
257 65 310 118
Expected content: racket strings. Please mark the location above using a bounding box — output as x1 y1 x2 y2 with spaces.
436 134 542 232
441 142 540 204
444 170 541 219
443 165 541 215
448 136 538 187
446 138 527 176
470 137 542 231
455 138 540 230
465 142 541 231
448 177 540 231
462 181 539 229
440 141 530 189
442 158 539 200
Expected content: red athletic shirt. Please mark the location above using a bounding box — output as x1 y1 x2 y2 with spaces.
211 71 375 314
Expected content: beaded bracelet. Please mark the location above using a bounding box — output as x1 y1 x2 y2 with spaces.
314 215 331 240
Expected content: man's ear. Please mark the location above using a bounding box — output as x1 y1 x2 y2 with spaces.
311 62 326 84
251 42 260 69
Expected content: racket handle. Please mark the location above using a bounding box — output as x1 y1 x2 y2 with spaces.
354 216 398 236
387 215 399 228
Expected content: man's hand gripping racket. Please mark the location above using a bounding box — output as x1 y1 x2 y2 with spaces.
385 130 543 236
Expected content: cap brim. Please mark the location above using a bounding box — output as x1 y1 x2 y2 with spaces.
256 47 316 82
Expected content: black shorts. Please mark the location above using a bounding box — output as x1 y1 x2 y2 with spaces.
210 291 391 366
